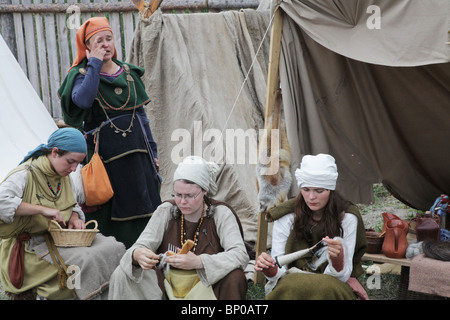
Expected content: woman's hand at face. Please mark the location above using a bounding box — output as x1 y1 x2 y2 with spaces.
86 35 107 61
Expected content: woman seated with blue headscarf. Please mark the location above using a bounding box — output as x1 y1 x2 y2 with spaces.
0 128 126 300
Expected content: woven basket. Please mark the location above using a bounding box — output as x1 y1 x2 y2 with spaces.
48 220 99 247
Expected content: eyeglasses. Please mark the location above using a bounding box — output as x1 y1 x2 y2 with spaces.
171 190 203 201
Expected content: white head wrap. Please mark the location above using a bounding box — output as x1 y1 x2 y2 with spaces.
173 156 220 196
295 154 338 190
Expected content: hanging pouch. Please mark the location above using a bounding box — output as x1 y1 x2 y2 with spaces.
81 132 114 206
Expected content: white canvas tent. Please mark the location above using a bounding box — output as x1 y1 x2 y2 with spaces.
0 34 57 181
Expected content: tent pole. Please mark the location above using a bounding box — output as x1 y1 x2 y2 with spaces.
132 0 163 18
254 6 283 284
263 6 283 124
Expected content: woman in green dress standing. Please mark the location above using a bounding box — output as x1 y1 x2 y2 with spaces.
58 17 161 248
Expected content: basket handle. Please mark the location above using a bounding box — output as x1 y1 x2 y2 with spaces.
48 219 63 231
48 219 98 231
85 220 98 230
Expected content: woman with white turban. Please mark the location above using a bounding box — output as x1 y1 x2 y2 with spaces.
109 156 249 300
255 154 368 300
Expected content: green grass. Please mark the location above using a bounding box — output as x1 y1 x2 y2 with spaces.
246 282 265 300
246 270 402 300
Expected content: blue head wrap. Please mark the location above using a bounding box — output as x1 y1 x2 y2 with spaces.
20 128 87 164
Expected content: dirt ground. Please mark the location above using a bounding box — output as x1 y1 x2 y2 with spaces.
359 190 416 231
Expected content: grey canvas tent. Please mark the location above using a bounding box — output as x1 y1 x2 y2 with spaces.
270 0 450 210
129 0 449 246
129 8 272 243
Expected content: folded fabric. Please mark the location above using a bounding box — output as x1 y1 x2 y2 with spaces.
409 254 450 298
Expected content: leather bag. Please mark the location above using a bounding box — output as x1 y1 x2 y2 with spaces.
9 233 31 289
81 133 114 206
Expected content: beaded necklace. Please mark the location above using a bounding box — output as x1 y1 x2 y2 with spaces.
46 180 61 196
180 200 206 252
96 64 138 138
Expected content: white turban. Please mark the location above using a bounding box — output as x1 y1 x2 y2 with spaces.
173 156 220 196
295 154 338 190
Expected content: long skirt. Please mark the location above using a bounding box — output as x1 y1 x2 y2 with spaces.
86 114 161 248
266 273 356 300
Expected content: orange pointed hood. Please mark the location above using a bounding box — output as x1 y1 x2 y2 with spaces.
69 17 117 71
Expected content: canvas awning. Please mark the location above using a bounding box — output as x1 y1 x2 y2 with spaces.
276 0 450 209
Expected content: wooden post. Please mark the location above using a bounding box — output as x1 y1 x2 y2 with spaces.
263 6 283 126
132 0 163 18
254 6 283 284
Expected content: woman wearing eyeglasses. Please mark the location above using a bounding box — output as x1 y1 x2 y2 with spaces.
108 156 249 300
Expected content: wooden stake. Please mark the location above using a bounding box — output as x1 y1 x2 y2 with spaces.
132 0 164 18
263 7 283 125
254 6 283 284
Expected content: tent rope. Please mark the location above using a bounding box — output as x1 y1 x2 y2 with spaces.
213 5 280 157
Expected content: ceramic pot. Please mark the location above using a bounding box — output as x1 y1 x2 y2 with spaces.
366 230 384 254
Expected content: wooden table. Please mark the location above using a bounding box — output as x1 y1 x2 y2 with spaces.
362 253 410 267
361 233 446 299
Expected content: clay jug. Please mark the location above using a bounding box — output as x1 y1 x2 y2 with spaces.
382 212 409 233
382 219 409 258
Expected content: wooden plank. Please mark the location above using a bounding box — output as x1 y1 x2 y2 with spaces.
263 7 283 124
93 0 106 18
56 7 72 84
122 11 135 61
362 253 411 267
0 0 18 57
66 0 79 64
108 0 124 61
0 2 137 13
42 0 61 119
0 0 260 13
12 9 26 74
22 0 40 95
34 1 51 112
80 0 92 23
254 6 283 284
131 0 146 13
254 212 269 284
